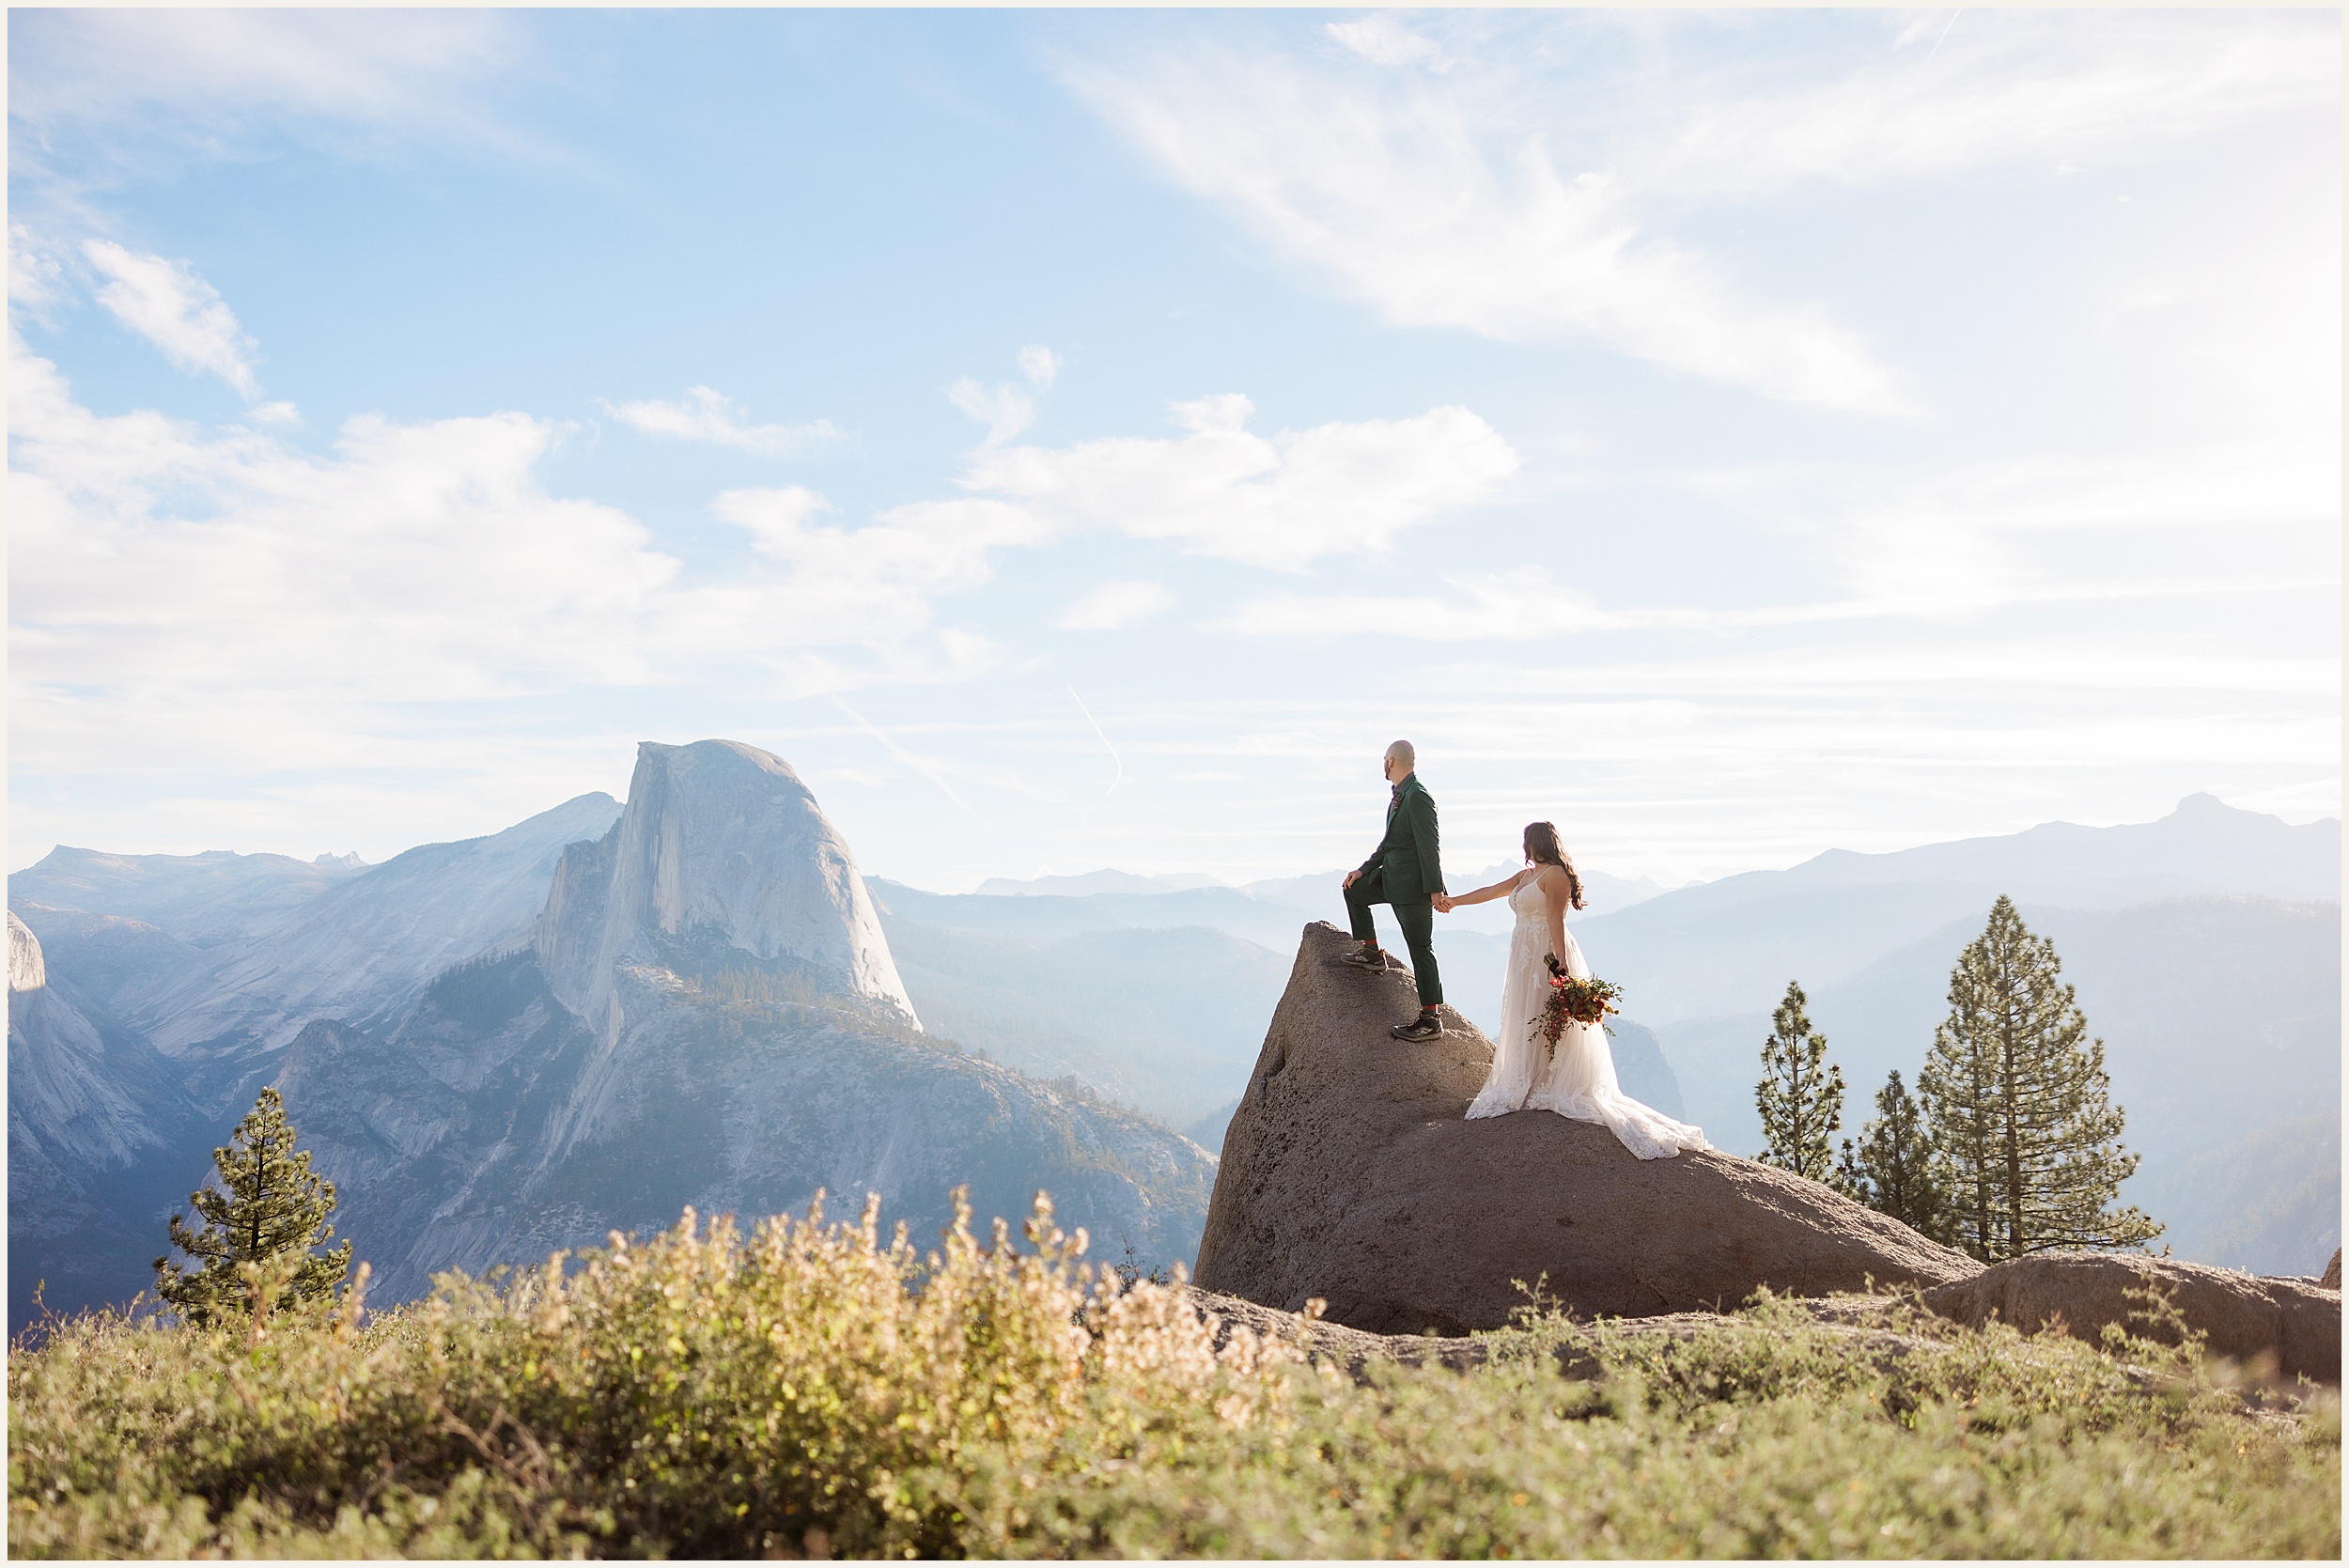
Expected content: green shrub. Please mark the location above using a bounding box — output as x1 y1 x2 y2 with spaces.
9 1192 2339 1559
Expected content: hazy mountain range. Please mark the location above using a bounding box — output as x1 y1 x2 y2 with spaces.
8 742 1211 1330
10 768 2336 1332
870 795 2339 1277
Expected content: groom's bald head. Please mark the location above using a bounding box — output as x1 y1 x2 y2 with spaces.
1384 739 1415 781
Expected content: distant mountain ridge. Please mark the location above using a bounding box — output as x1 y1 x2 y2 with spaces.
8 742 1213 1327
10 787 2335 1322
970 863 1675 926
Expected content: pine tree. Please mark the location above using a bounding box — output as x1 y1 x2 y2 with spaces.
1918 896 2162 1261
1754 981 1845 1184
1835 1068 1947 1239
153 1086 351 1326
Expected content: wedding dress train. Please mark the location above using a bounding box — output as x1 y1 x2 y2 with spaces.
1465 873 1710 1159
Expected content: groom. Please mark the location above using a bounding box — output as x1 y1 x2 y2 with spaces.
1340 739 1448 1042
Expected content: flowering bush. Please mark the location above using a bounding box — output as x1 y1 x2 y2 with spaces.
8 1191 2339 1559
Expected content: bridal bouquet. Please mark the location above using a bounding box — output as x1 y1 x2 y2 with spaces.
1532 955 1622 1060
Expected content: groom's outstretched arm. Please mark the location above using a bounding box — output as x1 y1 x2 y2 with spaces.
1406 788 1445 898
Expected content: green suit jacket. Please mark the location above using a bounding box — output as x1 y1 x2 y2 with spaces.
1358 773 1446 905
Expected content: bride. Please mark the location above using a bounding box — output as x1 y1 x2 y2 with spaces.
1436 823 1709 1160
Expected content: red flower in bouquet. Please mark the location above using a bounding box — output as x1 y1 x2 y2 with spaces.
1532 955 1622 1062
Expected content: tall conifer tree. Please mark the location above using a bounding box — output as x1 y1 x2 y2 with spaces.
1836 1068 1946 1239
1918 896 2161 1261
1754 981 1845 1183
154 1086 351 1326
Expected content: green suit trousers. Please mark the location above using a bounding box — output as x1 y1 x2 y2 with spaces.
1345 868 1441 1008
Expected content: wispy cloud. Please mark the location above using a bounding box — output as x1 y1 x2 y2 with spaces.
1060 39 1913 413
9 225 68 317
3 338 996 802
8 334 669 716
661 483 1035 675
946 379 1036 447
959 394 1517 571
1222 569 2334 644
949 344 1064 446
82 241 261 398
1325 16 1448 71
8 8 541 167
1058 10 2334 414
1055 580 1172 631
599 386 847 457
1016 344 1062 389
1644 10 2339 196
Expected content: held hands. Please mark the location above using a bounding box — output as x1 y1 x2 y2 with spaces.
1432 892 1455 913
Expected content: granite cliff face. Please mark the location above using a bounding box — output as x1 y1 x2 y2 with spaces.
537 741 915 1026
10 741 1211 1324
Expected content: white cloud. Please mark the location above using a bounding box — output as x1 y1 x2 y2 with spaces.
949 346 1066 445
1017 344 1062 389
1221 567 1573 641
1326 17 1445 70
1060 11 2335 415
1219 436 2340 643
686 484 1042 642
1646 11 2339 198
1056 580 1173 631
946 378 1036 447
9 225 67 316
8 335 668 715
1061 45 1913 414
9 9 536 160
82 240 261 398
960 395 1517 571
599 386 846 457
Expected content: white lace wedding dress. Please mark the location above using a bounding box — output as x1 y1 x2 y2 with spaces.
1465 872 1710 1159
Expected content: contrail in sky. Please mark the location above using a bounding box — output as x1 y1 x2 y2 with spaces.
831 697 988 822
1066 684 1124 797
1922 8 1962 67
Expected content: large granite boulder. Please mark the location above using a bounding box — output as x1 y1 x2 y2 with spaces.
1194 923 1979 1333
1918 1253 2341 1384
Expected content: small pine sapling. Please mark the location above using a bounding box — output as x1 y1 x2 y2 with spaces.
1754 981 1845 1184
154 1086 352 1327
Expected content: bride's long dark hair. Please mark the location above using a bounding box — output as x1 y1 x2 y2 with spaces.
1523 822 1586 910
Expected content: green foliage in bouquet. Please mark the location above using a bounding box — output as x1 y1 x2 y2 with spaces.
1532 955 1623 1059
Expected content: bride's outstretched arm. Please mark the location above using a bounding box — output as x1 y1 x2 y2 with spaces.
1436 871 1522 912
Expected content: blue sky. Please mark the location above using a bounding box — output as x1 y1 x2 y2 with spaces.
8 8 2340 891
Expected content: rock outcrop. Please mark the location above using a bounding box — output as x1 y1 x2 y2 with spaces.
1916 1253 2341 1384
537 742 914 1026
2323 1248 2341 1290
1195 924 1977 1334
